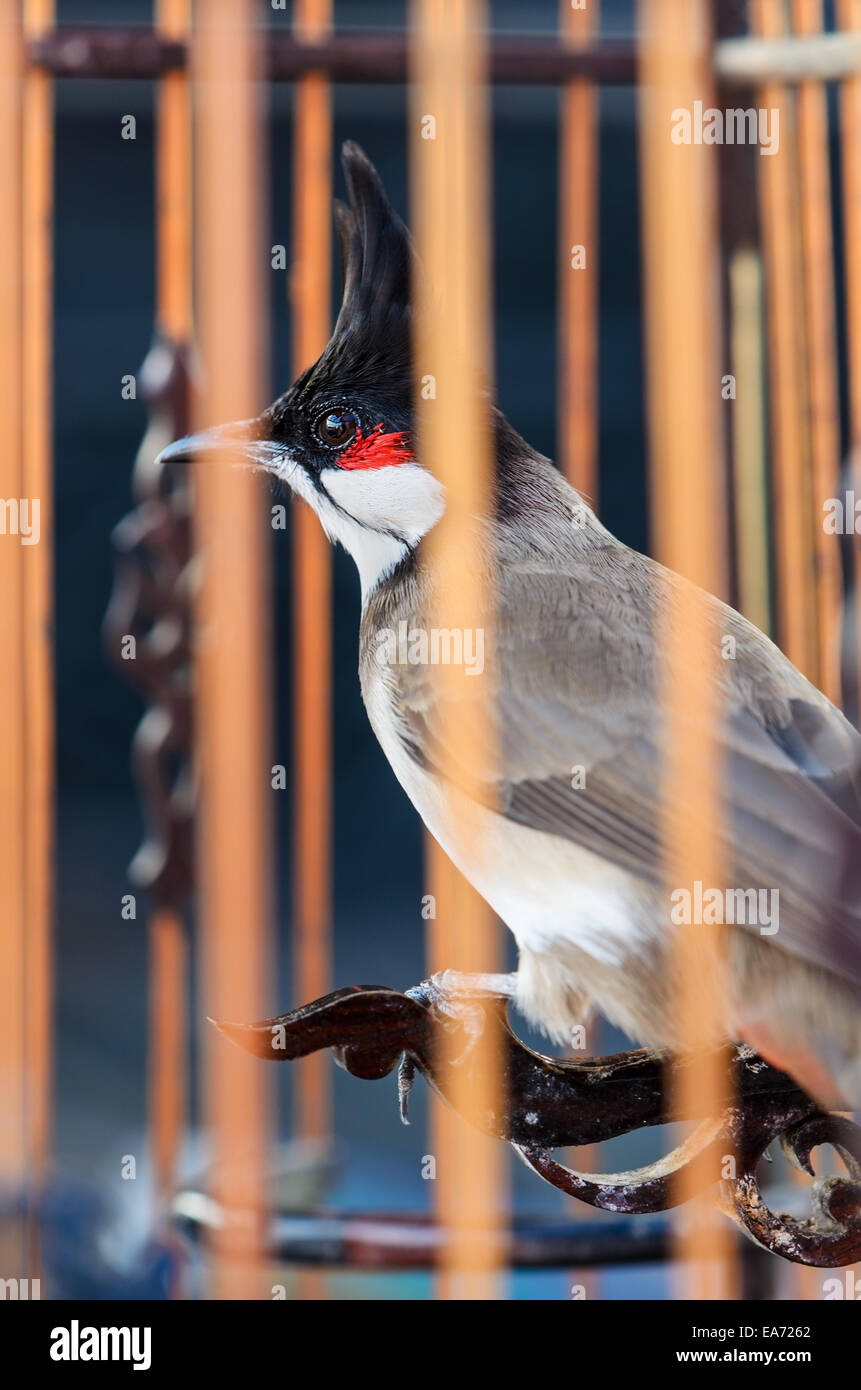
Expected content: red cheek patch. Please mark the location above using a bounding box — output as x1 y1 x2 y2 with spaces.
338 422 413 471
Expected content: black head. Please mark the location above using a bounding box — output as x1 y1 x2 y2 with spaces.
160 143 418 481
261 140 417 475
158 143 443 594
156 142 551 592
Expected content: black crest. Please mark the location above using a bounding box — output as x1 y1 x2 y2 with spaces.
295 142 414 413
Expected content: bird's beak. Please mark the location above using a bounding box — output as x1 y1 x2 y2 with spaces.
156 418 293 473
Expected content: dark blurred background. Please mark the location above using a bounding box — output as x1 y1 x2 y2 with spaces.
55 0 668 1299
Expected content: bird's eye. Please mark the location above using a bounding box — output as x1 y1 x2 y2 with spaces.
315 409 359 449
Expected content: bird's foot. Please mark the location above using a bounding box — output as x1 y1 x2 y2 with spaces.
406 970 517 1038
397 1053 416 1125
398 971 517 1123
407 969 518 1011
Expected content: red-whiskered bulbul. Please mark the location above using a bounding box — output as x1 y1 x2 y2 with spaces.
160 143 861 1106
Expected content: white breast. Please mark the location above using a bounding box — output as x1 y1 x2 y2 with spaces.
361 662 651 970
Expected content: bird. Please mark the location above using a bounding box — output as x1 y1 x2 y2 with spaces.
160 141 861 1108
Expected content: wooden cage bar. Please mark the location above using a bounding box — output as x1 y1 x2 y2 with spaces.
790 0 843 1298
192 0 272 1300
411 0 506 1301
728 249 771 635
838 0 861 711
558 0 599 503
291 0 334 1162
156 0 193 347
792 0 842 706
149 0 192 1203
558 0 602 1303
752 0 818 684
0 0 28 1276
841 0 861 459
717 2 770 641
837 0 861 1294
22 0 55 1205
639 0 735 1300
290 0 333 1303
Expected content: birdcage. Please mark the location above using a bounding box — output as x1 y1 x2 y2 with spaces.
2 0 861 1317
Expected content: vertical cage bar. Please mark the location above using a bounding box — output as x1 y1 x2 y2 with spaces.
752 0 817 682
558 0 599 501
193 0 272 1300
837 0 861 1294
291 0 333 1155
157 0 192 347
149 908 186 1198
639 0 735 1300
718 3 771 639
559 0 601 1303
411 0 506 1301
729 252 771 635
840 0 861 460
0 0 27 1274
838 0 861 712
792 0 842 706
840 0 861 450
791 2 844 1297
150 0 192 1202
22 0 55 1196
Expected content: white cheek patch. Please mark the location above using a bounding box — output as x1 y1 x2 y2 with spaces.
266 453 444 601
322 461 445 547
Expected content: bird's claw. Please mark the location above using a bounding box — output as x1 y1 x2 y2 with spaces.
397 1053 415 1125
395 971 517 1122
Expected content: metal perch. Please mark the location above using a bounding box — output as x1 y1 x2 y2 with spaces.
214 981 861 1269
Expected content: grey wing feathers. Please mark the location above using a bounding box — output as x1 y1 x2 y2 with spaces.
380 535 861 987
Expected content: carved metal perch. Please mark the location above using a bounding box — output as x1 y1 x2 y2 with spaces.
214 981 861 1269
